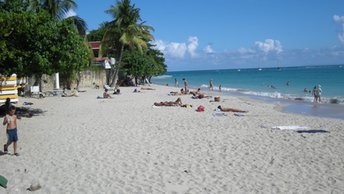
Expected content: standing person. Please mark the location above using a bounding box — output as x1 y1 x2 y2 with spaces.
209 79 214 91
183 78 189 94
312 85 322 103
317 85 322 103
219 84 222 92
3 105 20 156
174 78 179 88
312 86 317 103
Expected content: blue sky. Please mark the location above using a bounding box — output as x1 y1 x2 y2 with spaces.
73 0 344 71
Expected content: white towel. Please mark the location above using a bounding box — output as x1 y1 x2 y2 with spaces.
272 126 309 130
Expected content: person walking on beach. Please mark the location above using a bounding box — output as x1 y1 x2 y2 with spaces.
174 78 179 88
219 84 222 92
3 105 20 156
209 79 214 91
183 78 189 94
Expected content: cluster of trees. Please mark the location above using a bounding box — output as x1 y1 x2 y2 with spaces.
88 0 167 86
0 0 167 89
0 0 91 89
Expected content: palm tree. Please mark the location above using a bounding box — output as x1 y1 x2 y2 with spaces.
102 0 154 86
25 0 87 35
41 0 76 19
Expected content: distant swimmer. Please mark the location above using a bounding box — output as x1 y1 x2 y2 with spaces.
268 85 276 89
286 81 290 86
303 88 308 93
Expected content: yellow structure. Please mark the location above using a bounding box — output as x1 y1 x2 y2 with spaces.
0 74 18 103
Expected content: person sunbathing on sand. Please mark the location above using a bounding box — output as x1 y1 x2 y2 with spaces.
192 93 212 99
189 88 201 96
170 89 188 96
217 105 248 113
154 98 183 106
141 87 155 90
62 88 79 97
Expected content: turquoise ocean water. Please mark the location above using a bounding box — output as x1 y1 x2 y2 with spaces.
152 65 344 118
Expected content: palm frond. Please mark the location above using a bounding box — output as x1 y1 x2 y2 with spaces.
67 15 87 35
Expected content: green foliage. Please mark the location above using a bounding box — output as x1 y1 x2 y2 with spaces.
52 20 91 86
0 0 31 13
102 0 156 86
122 50 152 78
40 0 77 19
87 22 108 41
122 46 167 81
146 44 167 76
0 11 90 84
0 11 56 77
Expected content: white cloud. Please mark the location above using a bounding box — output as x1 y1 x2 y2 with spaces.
333 15 344 23
255 39 283 54
153 40 166 51
187 36 198 57
64 9 77 18
153 40 187 58
204 44 215 54
238 47 255 55
167 42 187 58
333 15 344 45
153 36 199 59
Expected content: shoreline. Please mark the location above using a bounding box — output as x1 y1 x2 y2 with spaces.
1 85 343 193
165 84 344 120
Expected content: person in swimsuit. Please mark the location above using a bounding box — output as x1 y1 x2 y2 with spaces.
3 105 20 155
209 79 213 91
217 105 248 113
154 98 183 106
103 89 111 98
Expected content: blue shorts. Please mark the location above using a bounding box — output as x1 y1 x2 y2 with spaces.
7 128 18 144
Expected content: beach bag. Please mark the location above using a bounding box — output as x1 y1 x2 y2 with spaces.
214 96 220 102
196 105 205 112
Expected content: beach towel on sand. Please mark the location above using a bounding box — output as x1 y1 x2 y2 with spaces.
272 126 308 130
212 112 228 116
0 175 8 188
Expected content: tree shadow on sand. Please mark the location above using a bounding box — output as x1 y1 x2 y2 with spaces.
0 106 45 118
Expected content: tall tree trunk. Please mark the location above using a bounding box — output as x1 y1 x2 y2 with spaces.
76 71 81 90
34 75 42 92
109 44 124 87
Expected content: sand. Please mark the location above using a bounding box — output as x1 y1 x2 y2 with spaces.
0 85 343 193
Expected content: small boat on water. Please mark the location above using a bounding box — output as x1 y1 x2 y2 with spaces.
258 68 262 71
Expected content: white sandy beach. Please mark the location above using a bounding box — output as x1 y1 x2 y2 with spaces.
0 85 344 193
